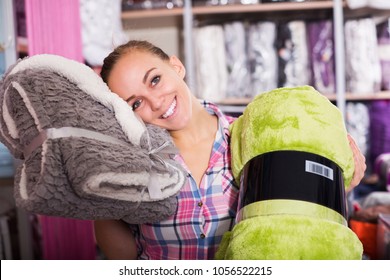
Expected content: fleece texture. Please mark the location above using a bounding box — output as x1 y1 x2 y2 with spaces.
215 215 363 260
230 85 354 188
0 54 186 224
216 86 362 260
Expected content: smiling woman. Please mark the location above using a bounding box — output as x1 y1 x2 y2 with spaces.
96 40 239 260
102 44 193 131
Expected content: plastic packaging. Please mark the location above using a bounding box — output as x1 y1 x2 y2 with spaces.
307 20 335 95
237 150 346 222
224 21 251 98
276 20 311 87
369 100 390 168
344 18 382 94
377 19 390 90
194 25 228 102
121 0 183 10
247 21 278 96
345 102 370 157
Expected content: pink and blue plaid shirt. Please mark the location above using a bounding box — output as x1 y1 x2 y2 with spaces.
129 101 239 259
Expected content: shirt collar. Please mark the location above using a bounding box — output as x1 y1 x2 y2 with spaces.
200 99 233 141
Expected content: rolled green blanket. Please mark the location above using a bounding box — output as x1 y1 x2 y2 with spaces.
215 214 363 260
230 85 354 188
216 86 362 260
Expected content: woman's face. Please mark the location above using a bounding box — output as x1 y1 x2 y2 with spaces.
107 51 192 131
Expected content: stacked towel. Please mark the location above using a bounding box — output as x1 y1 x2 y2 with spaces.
247 21 278 96
344 18 381 94
0 54 186 224
276 21 311 88
194 25 227 102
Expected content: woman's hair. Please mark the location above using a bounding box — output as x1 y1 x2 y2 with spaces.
100 40 170 84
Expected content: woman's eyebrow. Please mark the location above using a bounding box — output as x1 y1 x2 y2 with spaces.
143 67 156 84
125 95 134 103
125 67 157 103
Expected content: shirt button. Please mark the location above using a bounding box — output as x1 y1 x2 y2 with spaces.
200 233 206 239
197 201 203 207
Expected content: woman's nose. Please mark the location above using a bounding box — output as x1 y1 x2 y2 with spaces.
149 93 164 111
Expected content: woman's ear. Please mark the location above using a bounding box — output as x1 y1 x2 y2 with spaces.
169 55 186 79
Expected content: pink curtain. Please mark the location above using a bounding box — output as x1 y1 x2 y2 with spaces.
25 0 96 260
25 0 83 62
38 216 96 260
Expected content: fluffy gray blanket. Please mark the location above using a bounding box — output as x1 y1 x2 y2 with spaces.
0 54 186 224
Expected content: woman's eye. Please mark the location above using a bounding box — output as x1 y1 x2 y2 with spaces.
132 99 143 110
151 75 160 86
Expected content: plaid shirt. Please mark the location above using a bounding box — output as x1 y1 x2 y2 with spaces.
130 101 239 260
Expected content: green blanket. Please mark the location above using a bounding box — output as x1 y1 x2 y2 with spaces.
230 86 354 188
217 86 362 260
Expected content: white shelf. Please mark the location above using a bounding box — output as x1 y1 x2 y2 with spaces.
121 7 183 19
121 1 337 19
192 1 336 15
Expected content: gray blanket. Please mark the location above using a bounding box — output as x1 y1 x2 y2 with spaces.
0 54 186 224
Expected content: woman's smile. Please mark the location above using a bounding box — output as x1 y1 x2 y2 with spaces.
161 97 177 119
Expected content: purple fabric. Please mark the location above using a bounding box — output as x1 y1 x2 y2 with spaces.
369 100 390 169
374 153 390 190
307 20 335 95
14 0 27 38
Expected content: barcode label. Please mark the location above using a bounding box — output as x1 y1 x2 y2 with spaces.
305 160 334 181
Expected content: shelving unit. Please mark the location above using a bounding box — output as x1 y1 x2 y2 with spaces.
121 1 338 18
120 0 390 115
15 2 390 111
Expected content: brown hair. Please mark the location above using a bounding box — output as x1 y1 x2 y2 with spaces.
100 40 170 84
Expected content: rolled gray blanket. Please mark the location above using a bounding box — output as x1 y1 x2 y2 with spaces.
0 54 186 224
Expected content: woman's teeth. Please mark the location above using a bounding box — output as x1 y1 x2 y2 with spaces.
162 98 177 119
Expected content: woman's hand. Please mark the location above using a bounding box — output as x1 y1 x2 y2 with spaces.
347 134 367 192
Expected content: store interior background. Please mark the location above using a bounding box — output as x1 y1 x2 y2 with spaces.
0 0 390 260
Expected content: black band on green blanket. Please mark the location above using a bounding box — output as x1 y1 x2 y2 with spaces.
237 150 347 220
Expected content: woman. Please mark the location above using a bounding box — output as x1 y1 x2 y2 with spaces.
95 40 366 260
